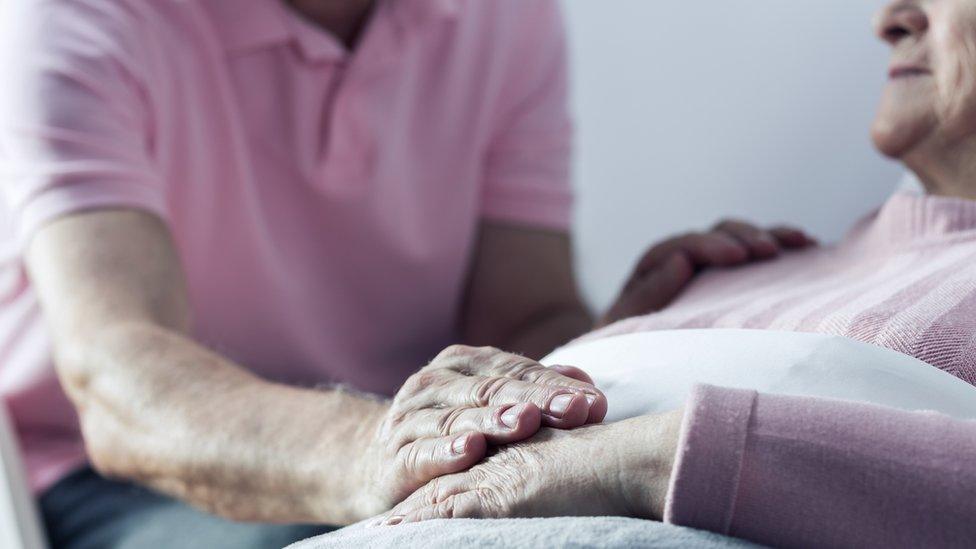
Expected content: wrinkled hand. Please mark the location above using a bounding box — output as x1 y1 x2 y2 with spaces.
373 411 684 526
600 220 815 327
354 345 609 517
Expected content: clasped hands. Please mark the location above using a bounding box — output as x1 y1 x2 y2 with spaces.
356 221 811 525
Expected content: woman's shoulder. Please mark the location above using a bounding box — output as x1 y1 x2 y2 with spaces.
838 190 976 254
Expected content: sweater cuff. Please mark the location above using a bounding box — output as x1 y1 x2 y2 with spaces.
663 384 757 534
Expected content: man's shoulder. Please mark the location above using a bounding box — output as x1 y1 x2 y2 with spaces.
2 0 206 79
5 0 195 49
450 0 567 83
457 0 564 39
10 0 188 25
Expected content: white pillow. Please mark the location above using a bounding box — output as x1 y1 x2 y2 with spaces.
542 330 976 421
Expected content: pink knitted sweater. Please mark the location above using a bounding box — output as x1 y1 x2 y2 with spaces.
592 190 976 548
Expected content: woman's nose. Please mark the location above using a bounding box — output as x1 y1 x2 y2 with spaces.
875 2 929 45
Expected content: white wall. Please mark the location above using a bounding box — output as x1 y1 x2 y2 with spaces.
563 0 904 310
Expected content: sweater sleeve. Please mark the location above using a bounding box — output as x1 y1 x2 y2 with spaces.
664 384 976 549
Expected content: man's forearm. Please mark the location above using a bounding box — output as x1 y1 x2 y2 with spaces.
61 320 387 525
499 307 593 360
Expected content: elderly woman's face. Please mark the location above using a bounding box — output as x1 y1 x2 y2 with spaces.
872 0 976 158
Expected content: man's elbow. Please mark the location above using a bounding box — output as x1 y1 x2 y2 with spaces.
51 325 151 482
81 423 131 481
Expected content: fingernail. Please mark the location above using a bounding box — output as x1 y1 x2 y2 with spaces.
548 394 575 416
451 434 469 454
384 515 404 526
584 394 597 408
500 406 521 429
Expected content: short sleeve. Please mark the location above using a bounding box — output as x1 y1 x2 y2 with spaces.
0 1 166 249
480 0 574 232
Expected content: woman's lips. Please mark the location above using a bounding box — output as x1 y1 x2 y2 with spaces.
889 66 931 79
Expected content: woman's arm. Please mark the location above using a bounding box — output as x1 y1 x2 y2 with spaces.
665 384 976 548
385 383 976 548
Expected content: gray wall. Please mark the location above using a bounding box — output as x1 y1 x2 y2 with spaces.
563 0 904 309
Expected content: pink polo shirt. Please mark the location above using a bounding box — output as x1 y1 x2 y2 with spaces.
0 0 573 493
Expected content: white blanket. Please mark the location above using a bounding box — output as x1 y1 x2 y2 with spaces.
290 517 759 548
293 329 976 548
544 329 976 420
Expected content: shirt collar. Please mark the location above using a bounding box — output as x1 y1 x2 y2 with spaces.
198 0 292 55
198 0 461 62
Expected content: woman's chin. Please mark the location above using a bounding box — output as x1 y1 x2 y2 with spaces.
871 120 929 159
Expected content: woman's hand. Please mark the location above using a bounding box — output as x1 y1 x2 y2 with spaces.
354 345 609 517
373 410 684 525
600 220 815 327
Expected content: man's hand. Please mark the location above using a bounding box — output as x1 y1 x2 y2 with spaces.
372 410 684 525
599 220 815 327
355 345 608 517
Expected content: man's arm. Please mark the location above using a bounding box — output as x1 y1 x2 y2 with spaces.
28 209 386 524
28 210 607 525
460 223 593 360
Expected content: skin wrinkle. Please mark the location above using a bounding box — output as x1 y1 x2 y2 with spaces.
381 413 685 524
937 5 976 133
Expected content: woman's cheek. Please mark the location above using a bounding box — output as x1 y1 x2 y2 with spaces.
935 5 976 138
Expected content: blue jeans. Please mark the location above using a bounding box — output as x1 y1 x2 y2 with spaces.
41 468 335 549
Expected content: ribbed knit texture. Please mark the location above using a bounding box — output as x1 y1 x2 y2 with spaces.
587 190 976 385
